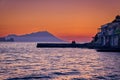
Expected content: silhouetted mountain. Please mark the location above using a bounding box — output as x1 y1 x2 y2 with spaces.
5 31 64 42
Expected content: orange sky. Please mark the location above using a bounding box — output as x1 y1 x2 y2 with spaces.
0 0 120 42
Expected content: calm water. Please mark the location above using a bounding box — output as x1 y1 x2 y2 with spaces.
0 43 120 80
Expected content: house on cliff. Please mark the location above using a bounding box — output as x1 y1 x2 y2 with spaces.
92 15 120 48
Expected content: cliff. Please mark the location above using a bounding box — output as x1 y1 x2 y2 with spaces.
92 15 120 48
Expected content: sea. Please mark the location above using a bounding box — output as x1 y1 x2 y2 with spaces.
0 42 120 80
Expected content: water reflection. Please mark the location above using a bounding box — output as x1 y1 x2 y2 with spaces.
0 43 120 80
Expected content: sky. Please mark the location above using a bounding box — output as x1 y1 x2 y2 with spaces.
0 0 120 42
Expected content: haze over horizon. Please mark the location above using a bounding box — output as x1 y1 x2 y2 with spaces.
0 0 120 42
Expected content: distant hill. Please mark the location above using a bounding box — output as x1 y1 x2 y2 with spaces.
4 31 64 42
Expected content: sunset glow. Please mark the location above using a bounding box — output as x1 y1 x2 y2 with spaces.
0 0 120 42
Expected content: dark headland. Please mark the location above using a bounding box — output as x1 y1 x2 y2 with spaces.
37 15 120 52
90 15 120 52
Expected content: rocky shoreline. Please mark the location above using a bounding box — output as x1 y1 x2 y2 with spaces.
90 15 120 51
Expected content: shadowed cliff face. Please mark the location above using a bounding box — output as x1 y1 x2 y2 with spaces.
5 31 64 42
92 15 120 48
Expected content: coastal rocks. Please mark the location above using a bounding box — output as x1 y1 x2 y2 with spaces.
92 15 120 48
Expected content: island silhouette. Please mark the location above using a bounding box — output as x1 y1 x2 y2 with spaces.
0 31 64 42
